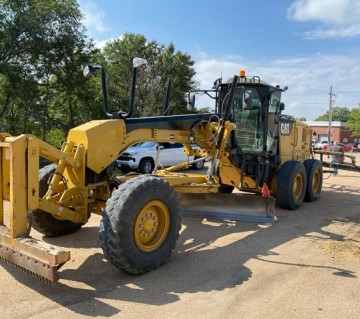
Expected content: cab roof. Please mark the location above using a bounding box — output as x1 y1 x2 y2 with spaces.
225 75 286 92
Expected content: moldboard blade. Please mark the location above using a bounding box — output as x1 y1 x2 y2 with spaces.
178 193 276 224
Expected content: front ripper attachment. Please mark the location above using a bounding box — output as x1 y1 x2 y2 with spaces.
0 134 70 283
178 193 276 223
0 226 70 283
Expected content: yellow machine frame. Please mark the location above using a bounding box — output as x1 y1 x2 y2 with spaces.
0 71 320 283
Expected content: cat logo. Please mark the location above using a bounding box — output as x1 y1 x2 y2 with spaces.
281 123 291 135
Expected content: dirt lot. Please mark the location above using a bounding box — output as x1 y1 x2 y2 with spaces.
1 154 359 319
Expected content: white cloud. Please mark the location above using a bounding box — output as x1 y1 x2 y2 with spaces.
94 38 113 50
303 25 360 39
93 35 125 50
288 0 360 39
80 1 111 34
194 53 360 120
288 0 360 25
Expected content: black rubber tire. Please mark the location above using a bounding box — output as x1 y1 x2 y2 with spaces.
276 161 307 210
99 176 182 275
28 164 83 237
192 157 205 170
139 158 154 174
303 159 323 202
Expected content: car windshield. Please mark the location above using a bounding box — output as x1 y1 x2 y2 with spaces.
137 142 157 148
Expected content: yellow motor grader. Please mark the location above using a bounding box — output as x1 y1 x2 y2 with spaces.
0 59 323 283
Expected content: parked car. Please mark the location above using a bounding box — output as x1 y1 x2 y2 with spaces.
116 141 204 174
321 141 334 151
313 141 322 150
323 142 355 152
338 143 356 152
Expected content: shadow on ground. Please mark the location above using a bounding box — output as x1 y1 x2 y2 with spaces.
2 183 359 317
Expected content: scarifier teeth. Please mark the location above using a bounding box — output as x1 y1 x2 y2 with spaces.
0 226 70 284
0 254 56 284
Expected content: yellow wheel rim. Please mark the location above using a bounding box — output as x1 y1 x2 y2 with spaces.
312 170 321 193
293 173 303 199
134 200 170 252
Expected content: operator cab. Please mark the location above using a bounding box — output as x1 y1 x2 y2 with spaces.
218 73 285 154
216 72 287 188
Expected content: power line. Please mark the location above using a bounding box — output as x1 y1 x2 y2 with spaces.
292 103 358 107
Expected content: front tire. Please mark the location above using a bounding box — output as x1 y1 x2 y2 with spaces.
276 161 307 210
29 164 83 237
99 176 181 274
303 159 323 202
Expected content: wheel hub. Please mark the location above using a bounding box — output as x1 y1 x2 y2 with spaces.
140 212 158 235
293 174 303 199
312 171 320 192
134 200 170 252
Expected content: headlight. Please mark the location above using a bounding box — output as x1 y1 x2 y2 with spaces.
129 151 139 156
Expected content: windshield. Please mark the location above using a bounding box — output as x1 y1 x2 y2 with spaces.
137 142 157 148
224 86 263 153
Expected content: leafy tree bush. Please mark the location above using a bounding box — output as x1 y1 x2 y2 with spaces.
314 106 350 122
345 105 360 136
97 33 197 117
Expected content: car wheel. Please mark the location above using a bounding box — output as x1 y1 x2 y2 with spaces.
192 157 204 170
139 158 155 174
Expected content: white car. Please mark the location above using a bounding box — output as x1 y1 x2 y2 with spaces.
116 141 204 174
312 141 322 150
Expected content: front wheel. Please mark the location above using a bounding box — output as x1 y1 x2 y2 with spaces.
99 176 182 274
276 161 307 210
29 164 84 237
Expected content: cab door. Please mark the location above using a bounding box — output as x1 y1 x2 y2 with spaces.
278 115 296 163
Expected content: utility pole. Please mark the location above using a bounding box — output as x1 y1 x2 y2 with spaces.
328 86 335 146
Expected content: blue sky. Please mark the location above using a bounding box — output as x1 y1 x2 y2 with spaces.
79 0 360 120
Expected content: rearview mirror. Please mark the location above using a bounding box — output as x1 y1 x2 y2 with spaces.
132 57 148 68
83 65 96 78
187 93 196 111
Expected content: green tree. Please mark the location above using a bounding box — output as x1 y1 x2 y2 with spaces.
345 105 360 136
0 0 97 143
0 0 84 70
96 33 197 117
314 106 350 122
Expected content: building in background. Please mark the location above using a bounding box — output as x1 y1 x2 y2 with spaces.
306 121 359 145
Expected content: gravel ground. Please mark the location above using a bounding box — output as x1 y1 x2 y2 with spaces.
1 153 359 319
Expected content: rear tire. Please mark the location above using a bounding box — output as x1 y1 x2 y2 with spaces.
99 176 181 274
303 159 323 202
139 158 154 174
29 164 83 237
276 161 307 210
